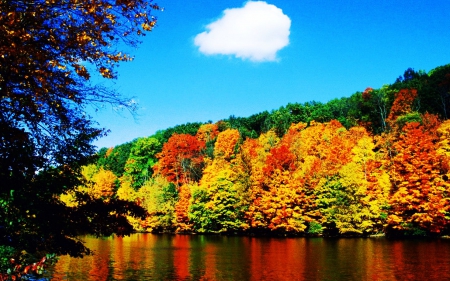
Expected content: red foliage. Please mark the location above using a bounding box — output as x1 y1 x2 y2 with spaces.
362 87 373 101
263 145 296 176
153 134 205 185
388 121 449 233
421 113 441 138
1 256 50 281
387 88 418 121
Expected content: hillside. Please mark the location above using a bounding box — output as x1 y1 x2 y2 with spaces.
62 63 450 237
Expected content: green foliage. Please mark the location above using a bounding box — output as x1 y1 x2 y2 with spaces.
139 177 178 232
395 112 422 128
0 246 15 273
153 122 204 145
189 169 249 233
97 142 133 177
123 137 161 189
308 221 323 235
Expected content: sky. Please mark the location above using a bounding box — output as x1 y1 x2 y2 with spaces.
91 0 450 149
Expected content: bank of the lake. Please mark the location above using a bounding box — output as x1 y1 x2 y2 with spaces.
47 233 450 281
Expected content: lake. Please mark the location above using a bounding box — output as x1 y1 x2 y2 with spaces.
47 234 450 280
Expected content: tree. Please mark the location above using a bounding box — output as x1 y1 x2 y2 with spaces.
97 142 134 177
137 176 178 232
387 121 449 235
153 134 206 186
387 89 418 123
123 137 161 189
0 0 160 271
317 134 390 235
196 123 219 159
213 129 240 160
189 129 249 233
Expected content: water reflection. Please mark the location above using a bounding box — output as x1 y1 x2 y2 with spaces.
49 234 450 280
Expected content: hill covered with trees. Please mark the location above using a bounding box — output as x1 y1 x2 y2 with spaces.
62 63 450 238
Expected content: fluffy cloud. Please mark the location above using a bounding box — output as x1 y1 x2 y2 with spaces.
194 1 291 62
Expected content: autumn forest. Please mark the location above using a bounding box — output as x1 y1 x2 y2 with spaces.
62 64 450 238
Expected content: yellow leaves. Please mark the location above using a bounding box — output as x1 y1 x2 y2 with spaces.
436 120 450 160
351 135 375 165
90 168 117 199
76 32 91 45
214 129 240 160
141 22 155 31
116 179 138 202
60 190 78 207
106 13 116 24
99 67 113 78
258 130 279 152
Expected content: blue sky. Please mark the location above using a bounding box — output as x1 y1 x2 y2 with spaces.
91 0 450 149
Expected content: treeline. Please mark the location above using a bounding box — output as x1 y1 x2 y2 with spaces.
61 64 450 237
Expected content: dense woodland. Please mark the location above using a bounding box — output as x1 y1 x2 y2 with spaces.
1 0 449 278
61 64 450 237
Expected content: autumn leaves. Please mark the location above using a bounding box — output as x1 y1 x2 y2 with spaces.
61 87 450 237
69 117 449 236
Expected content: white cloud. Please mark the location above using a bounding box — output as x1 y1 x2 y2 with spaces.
194 1 291 62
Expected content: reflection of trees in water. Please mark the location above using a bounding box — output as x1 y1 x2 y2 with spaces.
50 234 450 280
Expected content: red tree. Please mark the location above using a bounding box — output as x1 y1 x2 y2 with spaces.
387 88 418 122
153 134 205 185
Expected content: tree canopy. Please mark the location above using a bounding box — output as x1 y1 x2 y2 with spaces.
86 63 450 239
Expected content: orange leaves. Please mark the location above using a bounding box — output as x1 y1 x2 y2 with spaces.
73 64 90 80
196 123 219 143
154 134 205 185
263 145 296 176
214 129 240 160
387 88 418 122
362 87 373 101
174 184 193 232
387 120 450 233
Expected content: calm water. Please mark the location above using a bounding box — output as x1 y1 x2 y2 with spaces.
47 234 450 281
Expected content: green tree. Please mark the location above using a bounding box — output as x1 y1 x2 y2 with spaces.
123 137 161 189
97 142 134 177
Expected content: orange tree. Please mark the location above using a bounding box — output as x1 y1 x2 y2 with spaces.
0 0 160 274
153 133 206 186
386 121 450 236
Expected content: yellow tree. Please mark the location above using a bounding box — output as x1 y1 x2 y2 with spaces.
189 129 249 233
89 168 117 200
174 183 195 232
196 123 219 143
213 129 240 160
137 176 178 232
288 121 365 235
325 133 391 235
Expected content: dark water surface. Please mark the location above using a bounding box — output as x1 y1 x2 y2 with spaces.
48 234 450 280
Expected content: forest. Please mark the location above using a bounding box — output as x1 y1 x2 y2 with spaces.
2 0 449 278
62 64 450 238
